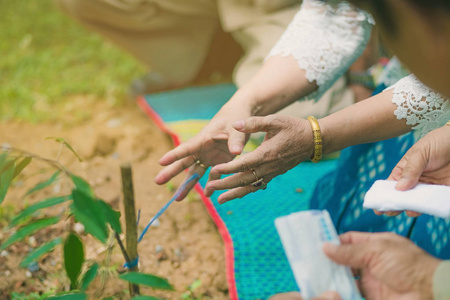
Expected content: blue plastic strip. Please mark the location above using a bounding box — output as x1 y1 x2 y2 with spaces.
137 173 200 243
123 256 139 269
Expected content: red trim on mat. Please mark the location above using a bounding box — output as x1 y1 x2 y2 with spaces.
136 96 238 300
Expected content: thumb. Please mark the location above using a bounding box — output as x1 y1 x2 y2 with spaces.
232 117 272 134
228 126 247 155
395 147 428 191
323 243 368 269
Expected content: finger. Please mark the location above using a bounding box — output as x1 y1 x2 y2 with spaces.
158 138 201 166
384 211 401 217
323 243 370 269
405 210 422 217
228 125 247 155
211 152 263 176
395 148 428 191
217 185 260 204
155 156 196 184
387 156 407 181
373 210 402 217
373 209 383 215
338 231 374 245
174 164 207 201
205 169 265 196
232 116 275 134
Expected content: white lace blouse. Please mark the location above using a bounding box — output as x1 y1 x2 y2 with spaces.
267 0 450 139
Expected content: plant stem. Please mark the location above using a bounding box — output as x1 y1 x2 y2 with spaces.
120 163 140 296
0 146 72 177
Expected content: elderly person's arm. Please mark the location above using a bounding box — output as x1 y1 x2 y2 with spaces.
155 0 373 200
205 74 449 203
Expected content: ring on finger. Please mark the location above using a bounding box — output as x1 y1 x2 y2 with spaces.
192 155 208 169
251 178 267 190
250 168 259 182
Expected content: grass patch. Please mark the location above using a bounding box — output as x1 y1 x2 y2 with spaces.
0 0 145 122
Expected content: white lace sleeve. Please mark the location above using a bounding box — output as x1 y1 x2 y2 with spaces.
267 0 374 101
386 74 450 139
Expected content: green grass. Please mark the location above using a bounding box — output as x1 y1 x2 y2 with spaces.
0 0 145 122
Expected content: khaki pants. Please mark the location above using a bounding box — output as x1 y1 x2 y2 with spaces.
55 0 354 116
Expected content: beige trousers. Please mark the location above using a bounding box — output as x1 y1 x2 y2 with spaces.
55 0 354 117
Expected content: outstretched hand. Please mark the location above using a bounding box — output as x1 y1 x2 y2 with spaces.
378 124 450 217
205 115 314 204
154 99 252 200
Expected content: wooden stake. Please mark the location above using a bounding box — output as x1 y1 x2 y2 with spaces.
120 163 140 296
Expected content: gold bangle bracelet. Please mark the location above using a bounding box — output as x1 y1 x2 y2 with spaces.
446 121 450 126
306 116 322 163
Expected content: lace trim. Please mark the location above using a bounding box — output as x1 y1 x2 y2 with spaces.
267 0 373 101
376 57 409 87
386 75 450 139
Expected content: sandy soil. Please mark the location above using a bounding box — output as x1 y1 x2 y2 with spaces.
0 98 227 299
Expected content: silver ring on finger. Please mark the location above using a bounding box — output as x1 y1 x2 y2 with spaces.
251 178 267 190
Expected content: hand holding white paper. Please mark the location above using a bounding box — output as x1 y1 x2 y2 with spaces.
363 180 450 218
275 210 362 300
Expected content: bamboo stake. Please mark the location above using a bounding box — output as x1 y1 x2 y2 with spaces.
120 163 140 296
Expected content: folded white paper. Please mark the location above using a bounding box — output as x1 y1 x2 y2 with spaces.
275 210 362 300
363 180 450 218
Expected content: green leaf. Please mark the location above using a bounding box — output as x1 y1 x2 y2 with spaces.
80 262 98 292
71 189 108 243
119 272 174 291
98 200 122 234
64 233 84 290
47 293 87 300
190 279 202 291
20 237 62 268
70 175 94 198
131 296 162 300
1 217 59 250
25 171 60 196
10 195 71 227
0 152 8 170
0 161 15 204
13 156 32 179
45 137 83 162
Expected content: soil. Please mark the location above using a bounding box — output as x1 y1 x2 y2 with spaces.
0 97 227 299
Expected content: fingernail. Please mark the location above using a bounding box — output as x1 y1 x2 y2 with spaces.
231 145 242 154
233 120 244 130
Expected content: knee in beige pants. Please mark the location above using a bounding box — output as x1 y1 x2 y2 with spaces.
54 0 219 84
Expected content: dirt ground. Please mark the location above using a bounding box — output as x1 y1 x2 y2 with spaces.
0 97 228 299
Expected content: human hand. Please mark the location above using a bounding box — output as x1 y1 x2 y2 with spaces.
204 115 314 204
377 124 450 217
323 232 441 300
154 96 252 200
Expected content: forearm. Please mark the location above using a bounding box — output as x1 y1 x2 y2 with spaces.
320 89 411 153
230 55 317 117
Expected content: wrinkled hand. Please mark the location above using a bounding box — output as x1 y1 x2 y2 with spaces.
154 99 252 200
324 232 441 300
378 124 450 217
205 115 314 204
